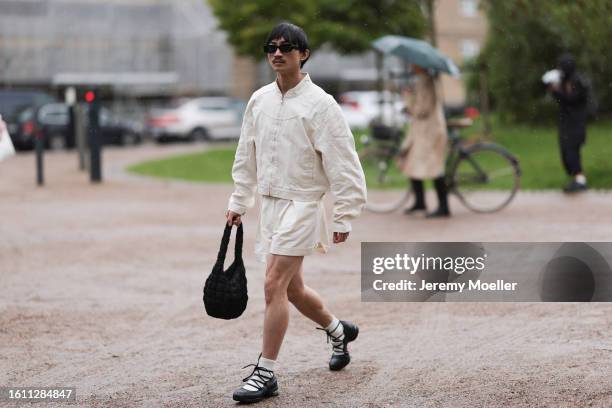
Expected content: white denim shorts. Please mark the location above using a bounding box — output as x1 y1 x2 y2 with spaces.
254 195 329 263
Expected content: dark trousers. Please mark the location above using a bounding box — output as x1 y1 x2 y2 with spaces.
410 177 448 212
559 133 584 176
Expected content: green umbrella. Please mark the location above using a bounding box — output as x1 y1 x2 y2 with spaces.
372 35 460 76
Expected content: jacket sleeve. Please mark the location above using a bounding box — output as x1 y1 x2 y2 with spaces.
313 97 367 233
227 98 257 215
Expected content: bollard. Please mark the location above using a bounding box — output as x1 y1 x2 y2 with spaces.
65 87 77 149
87 90 102 183
35 133 44 186
75 104 87 171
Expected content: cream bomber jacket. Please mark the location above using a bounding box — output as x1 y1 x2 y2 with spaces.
228 73 367 233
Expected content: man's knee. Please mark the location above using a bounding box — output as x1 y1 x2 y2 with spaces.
264 255 303 305
264 276 286 305
287 285 305 304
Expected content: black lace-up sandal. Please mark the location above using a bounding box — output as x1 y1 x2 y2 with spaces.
317 320 359 371
232 357 278 403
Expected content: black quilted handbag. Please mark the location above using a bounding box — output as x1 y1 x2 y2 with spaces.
203 223 248 319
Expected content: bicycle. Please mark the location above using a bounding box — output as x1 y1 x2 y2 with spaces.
359 118 521 213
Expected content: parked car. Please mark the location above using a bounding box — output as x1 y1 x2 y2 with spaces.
14 103 143 150
146 97 243 142
339 91 409 130
0 90 55 149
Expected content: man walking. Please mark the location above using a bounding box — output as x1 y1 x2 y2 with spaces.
225 22 367 403
549 53 590 192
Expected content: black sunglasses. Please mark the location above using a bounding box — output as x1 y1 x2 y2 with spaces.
263 43 298 54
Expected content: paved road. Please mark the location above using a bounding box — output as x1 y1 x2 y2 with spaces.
1 143 611 407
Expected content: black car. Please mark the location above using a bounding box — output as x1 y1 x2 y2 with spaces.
0 90 55 149
14 103 143 150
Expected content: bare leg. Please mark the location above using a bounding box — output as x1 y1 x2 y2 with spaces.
261 254 303 360
286 263 334 328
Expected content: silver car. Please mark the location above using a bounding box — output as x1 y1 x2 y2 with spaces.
147 97 245 142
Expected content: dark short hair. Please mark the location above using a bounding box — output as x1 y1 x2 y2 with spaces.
265 22 310 68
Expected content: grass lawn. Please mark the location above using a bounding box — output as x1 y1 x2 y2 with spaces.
128 120 612 190
128 148 236 183
484 120 612 190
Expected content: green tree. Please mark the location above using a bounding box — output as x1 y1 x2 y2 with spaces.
479 0 612 123
208 0 426 57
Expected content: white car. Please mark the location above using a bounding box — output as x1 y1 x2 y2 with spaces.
339 91 409 130
147 97 244 142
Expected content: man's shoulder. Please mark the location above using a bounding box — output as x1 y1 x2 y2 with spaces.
250 82 277 100
305 79 335 104
298 81 335 121
243 83 277 112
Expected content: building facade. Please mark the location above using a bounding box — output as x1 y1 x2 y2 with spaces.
434 0 488 106
0 0 257 98
0 0 486 105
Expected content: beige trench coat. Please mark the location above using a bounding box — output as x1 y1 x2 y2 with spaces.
398 73 448 180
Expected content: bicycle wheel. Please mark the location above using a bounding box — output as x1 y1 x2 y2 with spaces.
359 146 412 213
450 143 521 213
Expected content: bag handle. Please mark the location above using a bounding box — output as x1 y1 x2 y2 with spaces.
216 223 243 267
234 223 243 261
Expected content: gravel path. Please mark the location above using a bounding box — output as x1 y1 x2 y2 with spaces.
1 143 611 407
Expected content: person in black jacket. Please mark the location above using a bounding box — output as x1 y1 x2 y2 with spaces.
549 53 589 193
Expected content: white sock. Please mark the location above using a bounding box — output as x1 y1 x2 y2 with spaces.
258 356 276 372
242 355 275 392
325 317 345 356
575 174 587 184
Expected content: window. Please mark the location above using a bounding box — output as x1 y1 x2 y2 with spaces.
198 98 231 111
99 108 113 126
0 0 47 17
18 107 34 122
461 0 478 18
461 39 480 59
38 104 68 126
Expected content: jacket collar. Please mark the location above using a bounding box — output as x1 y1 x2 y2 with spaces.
273 73 311 99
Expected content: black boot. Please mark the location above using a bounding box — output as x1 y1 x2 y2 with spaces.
404 179 426 214
426 177 450 218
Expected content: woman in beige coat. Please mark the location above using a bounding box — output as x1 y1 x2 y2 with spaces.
399 64 450 217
